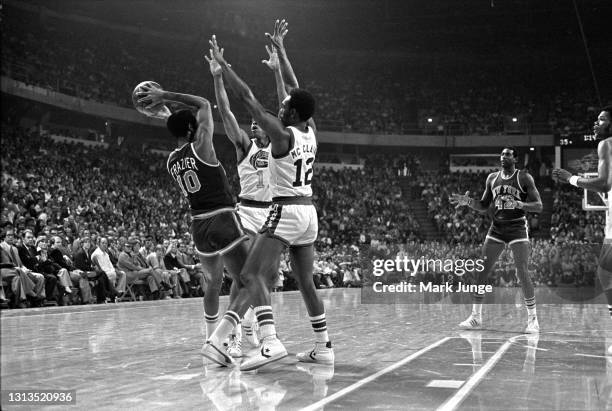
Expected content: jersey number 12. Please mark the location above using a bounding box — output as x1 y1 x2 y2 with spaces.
292 157 314 187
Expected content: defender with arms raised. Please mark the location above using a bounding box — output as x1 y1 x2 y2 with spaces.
202 26 333 371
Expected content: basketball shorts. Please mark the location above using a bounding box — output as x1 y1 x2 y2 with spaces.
236 201 272 236
259 198 318 247
191 207 248 257
486 218 529 245
599 240 612 289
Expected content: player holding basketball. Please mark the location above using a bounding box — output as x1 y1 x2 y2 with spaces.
451 147 543 333
202 28 334 371
136 85 250 341
553 106 612 341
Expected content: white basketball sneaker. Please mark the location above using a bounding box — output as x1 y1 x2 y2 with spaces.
201 340 234 367
227 335 243 358
459 314 482 329
240 336 288 372
525 315 540 333
297 341 335 364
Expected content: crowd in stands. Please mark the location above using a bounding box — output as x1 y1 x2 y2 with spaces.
551 185 605 243
2 6 606 136
315 154 421 249
0 124 371 308
2 120 605 309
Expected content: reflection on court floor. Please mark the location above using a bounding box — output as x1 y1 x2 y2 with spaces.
1 288 611 410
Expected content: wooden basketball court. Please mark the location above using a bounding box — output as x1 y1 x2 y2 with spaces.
1 288 611 410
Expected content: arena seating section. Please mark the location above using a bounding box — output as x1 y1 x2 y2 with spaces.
0 4 605 308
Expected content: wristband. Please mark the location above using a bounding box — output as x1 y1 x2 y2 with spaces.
569 176 580 187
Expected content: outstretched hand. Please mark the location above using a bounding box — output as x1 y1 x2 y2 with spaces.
262 45 280 71
449 191 472 208
209 35 227 66
552 168 572 183
204 48 223 77
265 19 288 50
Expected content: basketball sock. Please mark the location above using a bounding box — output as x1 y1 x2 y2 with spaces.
204 312 219 338
309 313 329 343
209 311 240 346
471 292 483 318
243 323 255 339
254 306 276 340
243 306 255 324
472 291 484 318
233 321 242 340
524 296 536 317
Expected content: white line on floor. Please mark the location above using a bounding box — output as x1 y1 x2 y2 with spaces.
300 336 452 411
436 337 515 411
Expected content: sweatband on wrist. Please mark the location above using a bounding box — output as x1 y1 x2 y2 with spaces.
569 176 580 187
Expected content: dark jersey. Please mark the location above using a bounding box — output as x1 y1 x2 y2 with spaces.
490 169 527 222
167 143 234 214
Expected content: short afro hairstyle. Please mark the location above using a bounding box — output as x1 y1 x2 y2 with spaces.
288 88 315 122
502 145 519 159
166 109 197 140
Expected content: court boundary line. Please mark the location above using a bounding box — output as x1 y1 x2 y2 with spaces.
436 336 517 411
301 336 452 411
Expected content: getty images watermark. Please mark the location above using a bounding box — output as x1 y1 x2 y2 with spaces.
371 256 492 294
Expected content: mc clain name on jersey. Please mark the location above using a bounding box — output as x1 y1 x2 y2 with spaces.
290 143 317 160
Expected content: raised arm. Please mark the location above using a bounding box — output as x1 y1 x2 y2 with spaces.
266 19 299 91
210 35 292 157
206 49 251 163
262 45 288 107
265 19 316 132
137 84 217 164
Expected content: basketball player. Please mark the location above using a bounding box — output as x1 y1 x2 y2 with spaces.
136 84 250 341
205 49 274 358
202 32 334 371
450 146 543 333
553 106 612 347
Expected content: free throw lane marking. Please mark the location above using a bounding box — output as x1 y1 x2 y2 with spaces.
301 337 452 411
427 380 465 389
436 338 514 411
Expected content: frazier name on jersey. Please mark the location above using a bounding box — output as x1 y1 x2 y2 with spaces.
169 157 198 181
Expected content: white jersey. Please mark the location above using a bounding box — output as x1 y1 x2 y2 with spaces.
269 125 317 198
237 139 272 202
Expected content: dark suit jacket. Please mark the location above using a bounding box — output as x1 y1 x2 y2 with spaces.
18 244 39 271
49 248 74 271
73 248 97 273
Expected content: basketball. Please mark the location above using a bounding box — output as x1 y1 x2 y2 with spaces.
132 81 169 119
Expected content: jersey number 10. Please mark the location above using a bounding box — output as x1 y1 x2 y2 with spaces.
176 170 202 197
292 157 314 187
